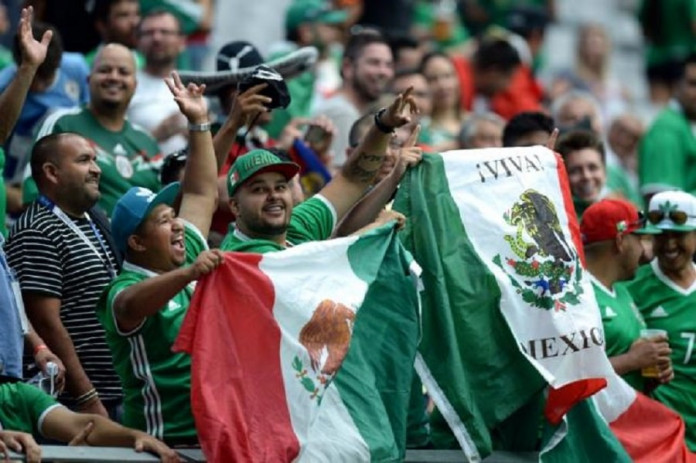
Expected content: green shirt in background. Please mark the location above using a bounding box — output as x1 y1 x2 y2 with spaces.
639 104 696 196
96 221 207 444
591 277 646 391
0 382 61 436
639 0 696 67
220 195 336 252
625 260 696 450
25 107 162 216
607 164 643 209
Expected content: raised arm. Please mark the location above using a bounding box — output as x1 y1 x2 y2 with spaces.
164 72 218 238
319 88 418 222
0 6 52 144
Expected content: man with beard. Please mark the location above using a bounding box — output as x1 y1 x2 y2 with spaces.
5 132 123 419
85 0 142 69
313 28 394 168
221 88 416 252
97 73 220 444
25 43 161 216
640 54 696 200
127 9 188 154
626 190 696 450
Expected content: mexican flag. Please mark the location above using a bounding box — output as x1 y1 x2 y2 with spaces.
173 226 420 462
394 147 692 461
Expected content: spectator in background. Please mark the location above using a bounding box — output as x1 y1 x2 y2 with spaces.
626 190 696 451
389 35 424 72
128 9 188 155
581 199 671 392
85 0 142 69
459 112 504 149
25 0 100 53
639 54 696 200
0 22 89 214
5 132 123 419
605 114 644 207
420 52 466 151
550 23 630 122
313 28 394 168
502 110 554 147
391 68 431 119
26 43 161 216
556 129 609 219
638 0 696 106
551 89 603 133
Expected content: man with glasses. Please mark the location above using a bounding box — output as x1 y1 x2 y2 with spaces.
127 9 187 154
581 199 672 393
626 190 696 450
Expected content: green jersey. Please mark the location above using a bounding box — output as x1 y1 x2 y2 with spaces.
639 103 696 196
96 221 207 444
591 276 647 390
625 260 696 450
220 195 337 252
25 107 162 215
0 382 61 436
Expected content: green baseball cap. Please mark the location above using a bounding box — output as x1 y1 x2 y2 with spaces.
285 0 349 33
227 149 300 197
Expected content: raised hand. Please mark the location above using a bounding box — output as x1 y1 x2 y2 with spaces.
398 124 423 168
187 249 224 280
380 86 419 129
18 6 52 69
229 83 271 128
165 71 208 124
545 128 559 151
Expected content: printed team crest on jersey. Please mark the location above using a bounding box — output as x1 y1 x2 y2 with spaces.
493 189 583 312
115 155 133 178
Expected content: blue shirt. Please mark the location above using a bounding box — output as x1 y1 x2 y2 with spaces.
0 52 89 183
0 234 23 379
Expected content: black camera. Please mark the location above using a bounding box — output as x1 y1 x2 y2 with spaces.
237 65 291 110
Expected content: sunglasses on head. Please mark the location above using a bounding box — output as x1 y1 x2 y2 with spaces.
647 210 693 225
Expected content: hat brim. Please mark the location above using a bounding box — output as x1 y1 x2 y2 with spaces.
633 223 662 235
319 9 349 25
228 162 300 196
653 223 696 232
144 182 181 219
178 46 319 95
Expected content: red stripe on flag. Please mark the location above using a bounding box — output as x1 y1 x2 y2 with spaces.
610 392 696 463
545 378 606 425
553 152 585 267
173 252 300 462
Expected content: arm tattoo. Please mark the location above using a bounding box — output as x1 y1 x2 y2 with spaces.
343 151 384 183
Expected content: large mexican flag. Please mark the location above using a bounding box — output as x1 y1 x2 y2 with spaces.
394 147 692 461
173 226 420 462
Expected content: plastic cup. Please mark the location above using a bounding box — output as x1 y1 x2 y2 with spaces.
640 328 668 378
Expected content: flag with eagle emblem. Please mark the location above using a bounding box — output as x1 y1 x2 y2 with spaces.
173 225 420 462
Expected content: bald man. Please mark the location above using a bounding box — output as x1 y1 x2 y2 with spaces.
25 43 162 215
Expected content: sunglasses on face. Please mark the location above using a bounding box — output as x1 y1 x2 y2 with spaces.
647 210 693 225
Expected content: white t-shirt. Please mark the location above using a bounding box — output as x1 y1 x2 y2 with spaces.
127 71 187 155
312 93 360 168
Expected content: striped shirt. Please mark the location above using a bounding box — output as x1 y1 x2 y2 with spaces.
5 201 122 403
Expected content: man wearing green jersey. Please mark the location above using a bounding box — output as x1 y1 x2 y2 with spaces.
26 43 161 216
96 72 221 445
626 190 696 450
0 382 177 462
220 88 418 253
581 198 672 391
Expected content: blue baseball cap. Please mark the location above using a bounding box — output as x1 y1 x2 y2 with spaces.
111 182 181 254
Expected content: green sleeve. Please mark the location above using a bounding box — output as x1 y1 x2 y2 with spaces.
286 195 336 244
183 221 208 265
97 273 148 337
639 126 686 192
1 383 60 435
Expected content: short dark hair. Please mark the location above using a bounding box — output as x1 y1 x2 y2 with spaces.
31 133 77 187
389 35 419 63
555 129 605 165
92 0 138 24
418 51 451 75
348 112 374 148
343 27 388 63
677 53 696 81
473 38 521 73
13 22 63 82
137 8 181 36
503 111 554 147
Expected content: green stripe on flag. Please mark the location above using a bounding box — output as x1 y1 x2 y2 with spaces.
335 227 422 462
393 153 545 457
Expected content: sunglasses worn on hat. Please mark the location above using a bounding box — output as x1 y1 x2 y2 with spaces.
647 210 694 225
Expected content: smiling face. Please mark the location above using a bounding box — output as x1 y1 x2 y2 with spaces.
89 43 137 111
230 171 294 240
422 55 460 113
346 43 394 102
136 12 184 69
654 230 696 276
133 204 186 270
565 148 606 203
53 135 102 212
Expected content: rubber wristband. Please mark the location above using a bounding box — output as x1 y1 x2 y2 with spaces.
374 108 395 134
188 121 212 132
33 344 48 355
